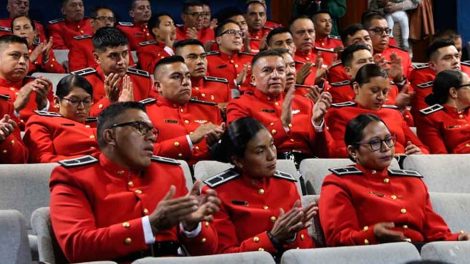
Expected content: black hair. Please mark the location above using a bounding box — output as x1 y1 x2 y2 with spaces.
214 6 244 22
11 15 35 31
354 63 388 85
92 27 128 52
0 34 28 48
148 12 173 38
340 44 370 67
97 101 146 148
183 0 203 13
434 29 461 42
215 19 240 37
426 39 456 61
153 55 185 76
312 9 331 21
361 11 386 30
212 117 266 163
56 74 93 99
266 27 292 46
130 0 150 10
173 39 204 54
89 6 114 19
288 15 312 32
425 70 464 105
345 113 384 151
251 49 283 68
340 23 366 44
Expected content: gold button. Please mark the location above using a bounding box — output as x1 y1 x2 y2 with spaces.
300 234 305 240
253 236 260 242
391 195 397 200
184 120 190 124
258 188 265 195
89 135 95 139
363 226 369 231
230 60 234 63
235 64 239 68
99 104 103 109
288 123 292 128
201 93 206 97
205 221 209 227
269 122 274 126
258 248 264 251
85 125 90 128
371 170 377 174
263 205 269 210
122 222 130 228
466 143 470 147
195 146 200 150
401 208 407 214
174 141 180 147
2 149 7 154
90 146 95 150
210 95 215 100
178 153 183 157
117 170 125 175
270 216 277 222
383 178 390 183
201 237 207 243
124 237 132 245
195 87 199 90
271 129 277 135
403 225 408 229
274 102 279 106
459 114 464 119
290 138 295 142
180 108 184 112
128 181 134 187
364 239 369 245
10 140 14 145
134 189 142 195
143 208 149 214
50 64 54 67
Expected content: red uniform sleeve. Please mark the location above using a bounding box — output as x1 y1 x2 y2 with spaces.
41 49 66 73
402 121 430 154
23 119 69 163
415 116 448 154
48 24 67 49
0 131 28 164
153 135 192 160
68 46 88 72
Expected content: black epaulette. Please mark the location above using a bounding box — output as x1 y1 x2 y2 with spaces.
118 21 134 27
240 51 255 56
263 26 274 30
204 169 240 188
315 46 335 53
420 104 443 115
0 94 10 100
416 81 433 89
48 18 64 24
273 170 297 182
85 117 97 123
127 67 150 78
329 61 343 68
150 155 180 165
412 63 429 70
58 155 98 168
73 35 92 40
204 76 228 83
206 51 220 56
34 110 62 117
331 101 356 108
388 168 423 178
189 98 217 106
328 35 341 40
139 40 157 46
330 80 350 87
382 104 399 109
461 60 470 67
329 166 363 176
0 26 10 32
71 67 96 76
295 84 314 88
139 98 156 105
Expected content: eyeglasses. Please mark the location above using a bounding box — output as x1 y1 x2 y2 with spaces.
356 135 396 152
220 29 243 37
110 121 158 137
62 97 92 107
457 83 470 89
368 27 392 36
94 16 116 23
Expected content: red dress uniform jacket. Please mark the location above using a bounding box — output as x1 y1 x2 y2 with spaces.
144 96 223 165
135 40 172 73
191 76 231 104
325 102 428 157
67 35 96 72
27 44 66 74
375 46 412 79
227 89 333 157
73 67 153 116
416 104 470 154
0 18 47 42
50 154 217 263
116 22 153 51
202 169 314 254
326 79 398 105
0 76 54 126
319 164 460 246
327 61 348 83
47 18 93 49
265 20 282 29
23 111 99 163
314 46 339 68
0 94 28 163
247 27 272 53
206 51 253 86
176 26 215 44
294 50 321 86
315 35 343 50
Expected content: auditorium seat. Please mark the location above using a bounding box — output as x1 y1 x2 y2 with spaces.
301 195 325 247
299 158 400 194
177 159 194 191
429 192 470 232
421 241 470 264
402 154 470 193
0 210 32 264
31 72 69 93
52 49 69 71
280 242 421 264
131 251 276 264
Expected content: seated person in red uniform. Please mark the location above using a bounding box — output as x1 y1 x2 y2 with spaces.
116 0 153 51
312 10 343 66
0 0 47 42
72 27 153 116
227 49 334 165
176 1 215 45
136 13 176 73
50 101 221 263
209 7 250 52
145 56 224 166
12 16 65 74
0 35 52 126
203 117 315 260
0 96 28 163
266 27 296 56
23 75 99 163
325 63 428 158
47 0 93 49
68 6 116 72
319 113 469 247
416 70 470 153
245 0 274 53
174 39 231 109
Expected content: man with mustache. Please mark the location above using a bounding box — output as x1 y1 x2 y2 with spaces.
245 0 276 53
0 0 47 42
117 0 154 51
176 1 215 45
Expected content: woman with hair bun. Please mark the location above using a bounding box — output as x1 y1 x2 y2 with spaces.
416 70 470 153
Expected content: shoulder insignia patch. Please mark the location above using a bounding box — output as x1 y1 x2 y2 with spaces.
204 169 240 188
48 18 64 24
461 60 470 67
34 110 62 117
139 40 157 46
189 98 217 106
416 81 433 89
204 76 228 83
273 170 297 182
328 35 341 40
382 104 399 109
127 67 150 78
71 67 96 76
315 46 335 53
412 63 429 70
118 21 134 27
0 94 10 100
329 61 343 68
0 26 10 32
329 166 363 176
85 117 97 123
73 34 92 40
331 101 356 108
388 168 423 178
206 51 220 56
240 51 255 56
420 104 444 115
58 155 98 168
150 155 180 165
139 98 156 105
330 80 350 87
